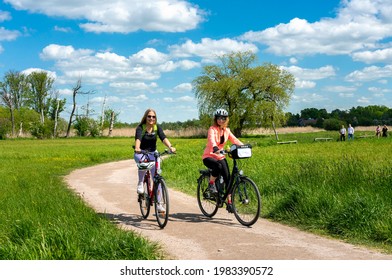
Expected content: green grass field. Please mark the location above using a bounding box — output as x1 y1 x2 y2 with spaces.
1 132 391 259
0 138 162 259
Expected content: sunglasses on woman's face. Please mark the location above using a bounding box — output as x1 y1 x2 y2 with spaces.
217 116 227 121
147 115 156 119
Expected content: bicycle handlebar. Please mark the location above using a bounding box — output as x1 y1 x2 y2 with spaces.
135 149 176 157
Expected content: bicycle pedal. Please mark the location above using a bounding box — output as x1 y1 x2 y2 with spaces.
226 204 234 213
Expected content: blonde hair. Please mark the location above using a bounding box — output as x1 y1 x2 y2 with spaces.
139 108 157 125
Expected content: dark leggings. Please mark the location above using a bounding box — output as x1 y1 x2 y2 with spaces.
203 157 230 186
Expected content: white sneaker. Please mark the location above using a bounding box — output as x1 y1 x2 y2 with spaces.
137 183 144 194
156 203 165 213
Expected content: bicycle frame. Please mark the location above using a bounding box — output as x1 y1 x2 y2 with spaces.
216 156 241 206
142 151 163 202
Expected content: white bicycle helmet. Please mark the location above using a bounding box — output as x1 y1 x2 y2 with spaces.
214 108 228 117
137 161 155 170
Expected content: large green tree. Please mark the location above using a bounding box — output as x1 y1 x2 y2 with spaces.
27 71 55 124
0 71 29 136
193 51 295 136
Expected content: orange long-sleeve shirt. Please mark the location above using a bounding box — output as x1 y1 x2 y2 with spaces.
202 125 243 160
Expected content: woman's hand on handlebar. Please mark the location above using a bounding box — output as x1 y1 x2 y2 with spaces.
132 145 142 154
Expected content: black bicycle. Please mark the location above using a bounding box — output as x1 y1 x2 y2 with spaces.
197 144 261 227
136 150 172 229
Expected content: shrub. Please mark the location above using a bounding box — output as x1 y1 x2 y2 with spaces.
0 117 11 139
323 118 345 131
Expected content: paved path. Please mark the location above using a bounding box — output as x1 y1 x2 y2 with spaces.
65 159 392 260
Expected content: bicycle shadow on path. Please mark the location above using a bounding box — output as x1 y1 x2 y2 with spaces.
99 211 242 230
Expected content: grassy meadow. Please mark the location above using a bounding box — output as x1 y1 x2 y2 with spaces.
0 138 162 259
1 129 392 259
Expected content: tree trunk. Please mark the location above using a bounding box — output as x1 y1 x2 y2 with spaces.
272 121 279 141
53 99 60 138
100 94 107 136
66 92 76 138
18 121 23 137
9 107 15 137
108 111 114 137
66 80 81 138
233 127 242 138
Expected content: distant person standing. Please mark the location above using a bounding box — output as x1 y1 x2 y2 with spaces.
339 125 346 141
347 124 354 140
376 125 381 138
382 125 388 137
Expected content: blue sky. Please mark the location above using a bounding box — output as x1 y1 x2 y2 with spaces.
0 0 391 123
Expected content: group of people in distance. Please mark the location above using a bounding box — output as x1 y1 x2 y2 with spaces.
375 124 389 138
339 124 389 141
133 107 239 213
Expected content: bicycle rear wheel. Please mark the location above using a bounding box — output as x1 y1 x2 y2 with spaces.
232 177 261 226
138 180 151 219
197 173 218 217
154 178 169 229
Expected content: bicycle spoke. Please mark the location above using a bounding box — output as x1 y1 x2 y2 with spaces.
197 173 219 217
139 180 151 219
155 179 169 229
232 177 261 226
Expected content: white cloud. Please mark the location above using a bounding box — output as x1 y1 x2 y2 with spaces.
282 65 336 80
352 48 392 63
240 0 392 56
368 86 391 94
54 26 72 33
169 38 258 62
57 88 73 96
0 11 11 22
4 0 205 33
38 43 206 87
339 92 354 98
345 65 392 82
163 95 194 103
178 95 193 102
324 86 357 93
0 26 20 41
291 92 328 104
40 44 94 60
109 82 158 91
295 80 316 89
289 57 298 64
357 96 371 103
130 48 168 65
173 83 192 92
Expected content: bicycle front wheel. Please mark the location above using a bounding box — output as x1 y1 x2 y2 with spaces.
197 173 219 217
154 178 169 229
138 181 151 219
232 177 261 226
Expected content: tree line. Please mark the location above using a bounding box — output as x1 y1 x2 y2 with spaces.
124 105 392 132
285 105 392 130
0 70 118 139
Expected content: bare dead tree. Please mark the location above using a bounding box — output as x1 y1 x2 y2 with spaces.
108 111 115 137
100 94 107 135
66 79 82 138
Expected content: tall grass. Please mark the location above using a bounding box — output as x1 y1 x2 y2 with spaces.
0 138 162 260
163 135 392 252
